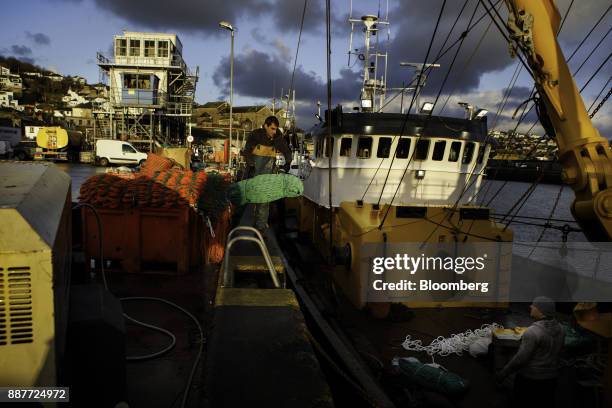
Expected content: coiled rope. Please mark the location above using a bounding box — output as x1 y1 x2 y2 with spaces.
401 323 503 358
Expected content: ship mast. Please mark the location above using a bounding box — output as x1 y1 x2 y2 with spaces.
348 0 390 112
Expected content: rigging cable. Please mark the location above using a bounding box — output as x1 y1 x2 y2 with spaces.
376 0 503 113
491 62 523 130
325 0 333 263
439 18 494 114
468 0 580 211
512 3 611 135
479 0 533 79
572 25 612 77
364 0 450 203
590 83 612 119
579 50 612 93
435 0 472 58
409 1 490 243
528 184 565 257
374 0 448 214
501 174 543 231
287 0 309 115
429 0 481 113
587 75 612 114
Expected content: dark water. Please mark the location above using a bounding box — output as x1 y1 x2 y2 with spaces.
55 162 110 202
476 179 585 242
56 163 583 242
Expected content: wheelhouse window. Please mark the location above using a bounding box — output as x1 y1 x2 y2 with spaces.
158 41 169 58
115 39 127 56
316 137 323 158
376 137 392 158
323 137 334 157
477 144 486 164
396 138 411 158
340 137 352 156
432 140 446 161
414 139 430 160
449 141 462 162
144 40 155 57
462 142 476 164
129 39 140 57
357 137 373 158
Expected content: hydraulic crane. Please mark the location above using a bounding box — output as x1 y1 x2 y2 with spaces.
504 0 612 241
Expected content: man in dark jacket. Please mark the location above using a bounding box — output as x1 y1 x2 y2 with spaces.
243 116 292 232
497 296 565 407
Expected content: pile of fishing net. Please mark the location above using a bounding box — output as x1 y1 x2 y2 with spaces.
228 173 304 206
78 170 207 208
78 152 234 264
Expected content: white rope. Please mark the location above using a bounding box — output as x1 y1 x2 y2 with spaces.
401 323 503 358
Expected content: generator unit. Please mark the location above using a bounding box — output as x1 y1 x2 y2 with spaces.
0 162 71 386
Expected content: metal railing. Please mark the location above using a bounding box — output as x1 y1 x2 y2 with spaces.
222 226 281 288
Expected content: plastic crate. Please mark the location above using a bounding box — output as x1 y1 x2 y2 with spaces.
82 206 204 274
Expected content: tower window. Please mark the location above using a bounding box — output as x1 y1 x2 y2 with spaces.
144 40 155 57
129 39 140 57
158 41 169 58
116 39 127 56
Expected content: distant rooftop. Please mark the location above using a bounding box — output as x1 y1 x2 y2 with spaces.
232 105 267 113
201 101 228 109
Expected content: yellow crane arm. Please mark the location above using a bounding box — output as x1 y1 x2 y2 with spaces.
504 0 612 241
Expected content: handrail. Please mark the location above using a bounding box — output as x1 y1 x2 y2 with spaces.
222 226 281 288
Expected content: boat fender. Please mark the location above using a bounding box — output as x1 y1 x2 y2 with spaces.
393 356 469 396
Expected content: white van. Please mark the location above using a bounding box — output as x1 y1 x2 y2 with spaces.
95 139 148 167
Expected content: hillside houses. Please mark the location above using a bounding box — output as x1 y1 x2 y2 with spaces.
489 130 558 160
0 66 23 94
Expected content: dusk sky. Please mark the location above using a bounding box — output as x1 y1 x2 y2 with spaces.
1 0 610 136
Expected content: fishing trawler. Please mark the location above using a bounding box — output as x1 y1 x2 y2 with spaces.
292 6 512 313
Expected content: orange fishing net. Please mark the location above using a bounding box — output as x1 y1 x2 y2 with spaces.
139 153 175 178
207 206 231 264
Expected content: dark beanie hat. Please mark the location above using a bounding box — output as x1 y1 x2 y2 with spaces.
533 296 555 317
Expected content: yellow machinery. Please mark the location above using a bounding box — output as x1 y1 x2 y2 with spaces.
0 162 72 386
505 0 612 241
34 127 69 161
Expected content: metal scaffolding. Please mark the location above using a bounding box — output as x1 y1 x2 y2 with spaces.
94 32 198 151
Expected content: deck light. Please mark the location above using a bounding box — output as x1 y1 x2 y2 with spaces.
415 169 426 179
420 102 434 113
474 108 488 119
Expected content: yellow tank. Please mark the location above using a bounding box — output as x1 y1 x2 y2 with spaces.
36 127 69 150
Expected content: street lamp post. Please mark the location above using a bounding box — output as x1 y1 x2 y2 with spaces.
219 21 235 170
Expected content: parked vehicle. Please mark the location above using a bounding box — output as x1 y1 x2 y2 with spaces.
0 140 13 158
34 126 69 161
95 139 148 166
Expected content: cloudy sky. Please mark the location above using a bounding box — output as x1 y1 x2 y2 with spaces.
1 0 610 136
